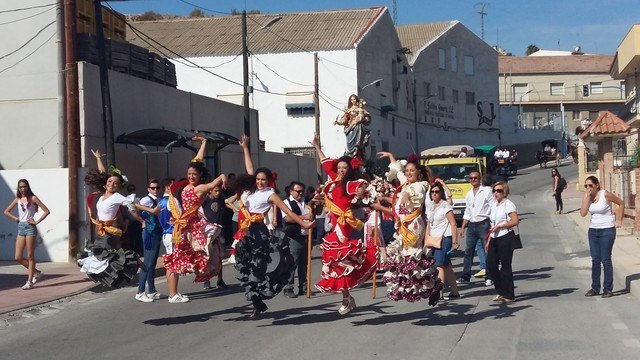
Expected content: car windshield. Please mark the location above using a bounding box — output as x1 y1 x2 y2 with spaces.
430 164 480 184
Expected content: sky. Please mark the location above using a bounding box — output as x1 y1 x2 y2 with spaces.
107 0 636 56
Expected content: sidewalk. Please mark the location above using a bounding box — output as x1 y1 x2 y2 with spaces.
563 176 640 300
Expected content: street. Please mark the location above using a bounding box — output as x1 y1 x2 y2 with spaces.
2 163 640 360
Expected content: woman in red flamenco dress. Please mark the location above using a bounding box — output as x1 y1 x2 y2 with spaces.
309 133 378 315
162 135 226 303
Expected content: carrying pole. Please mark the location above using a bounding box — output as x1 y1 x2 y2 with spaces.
371 211 379 299
306 229 312 298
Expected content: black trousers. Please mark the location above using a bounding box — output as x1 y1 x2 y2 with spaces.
554 191 563 211
284 234 308 293
487 232 515 300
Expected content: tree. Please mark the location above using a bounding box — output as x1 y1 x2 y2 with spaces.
526 44 540 56
230 8 261 15
134 11 163 21
189 8 205 17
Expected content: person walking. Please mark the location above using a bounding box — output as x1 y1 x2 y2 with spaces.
200 184 228 290
3 179 50 289
425 181 460 300
457 171 493 286
135 179 163 302
157 177 187 302
281 181 314 298
486 181 520 304
580 176 624 298
551 167 564 214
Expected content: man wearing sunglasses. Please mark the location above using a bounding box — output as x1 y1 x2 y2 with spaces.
135 179 162 302
281 181 314 298
457 171 493 286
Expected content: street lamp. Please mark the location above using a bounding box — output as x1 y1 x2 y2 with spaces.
518 89 533 129
359 78 383 93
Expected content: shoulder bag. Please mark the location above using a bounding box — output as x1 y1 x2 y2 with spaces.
425 223 450 249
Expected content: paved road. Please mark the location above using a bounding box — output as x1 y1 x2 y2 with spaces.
2 162 640 360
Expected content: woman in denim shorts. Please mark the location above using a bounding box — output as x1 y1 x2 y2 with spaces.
3 179 50 289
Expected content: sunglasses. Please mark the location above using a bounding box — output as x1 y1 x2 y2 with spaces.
493 188 504 193
149 186 159 190
469 177 479 180
430 190 441 194
291 189 304 193
584 184 595 188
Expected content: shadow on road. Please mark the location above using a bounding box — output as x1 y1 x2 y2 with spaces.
143 305 252 326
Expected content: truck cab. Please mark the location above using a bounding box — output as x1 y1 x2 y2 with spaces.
420 146 486 221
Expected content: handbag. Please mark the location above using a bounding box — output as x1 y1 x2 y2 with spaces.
511 225 523 250
425 223 449 249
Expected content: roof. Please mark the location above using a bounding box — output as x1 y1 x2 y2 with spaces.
127 7 386 57
421 145 474 157
580 111 630 139
396 21 456 63
529 49 593 57
499 55 614 74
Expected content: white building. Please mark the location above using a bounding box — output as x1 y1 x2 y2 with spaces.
129 7 506 157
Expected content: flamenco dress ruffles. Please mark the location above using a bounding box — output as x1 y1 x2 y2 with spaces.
234 189 295 302
78 192 139 288
162 183 216 282
315 158 378 293
382 162 442 305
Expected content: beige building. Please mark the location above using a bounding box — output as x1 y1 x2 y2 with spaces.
499 54 625 134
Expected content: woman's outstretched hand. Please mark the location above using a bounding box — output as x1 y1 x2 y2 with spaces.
238 134 249 149
91 149 104 158
192 134 206 142
309 132 320 148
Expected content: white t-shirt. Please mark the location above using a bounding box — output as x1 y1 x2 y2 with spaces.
97 193 134 221
427 201 453 237
489 199 517 238
244 188 274 214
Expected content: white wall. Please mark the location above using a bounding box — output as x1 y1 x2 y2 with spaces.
0 0 64 170
0 169 70 262
175 50 359 158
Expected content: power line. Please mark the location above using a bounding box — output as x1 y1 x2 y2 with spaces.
0 30 56 74
0 20 56 61
250 51 313 87
0 5 55 26
0 3 56 14
176 0 231 16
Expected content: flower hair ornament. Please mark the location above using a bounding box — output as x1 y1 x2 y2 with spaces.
269 171 278 188
406 153 421 164
108 165 129 184
350 157 362 170
191 157 204 164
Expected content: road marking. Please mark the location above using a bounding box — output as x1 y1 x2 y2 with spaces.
612 322 629 330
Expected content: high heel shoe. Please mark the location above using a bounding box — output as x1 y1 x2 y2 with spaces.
338 296 356 315
248 299 268 319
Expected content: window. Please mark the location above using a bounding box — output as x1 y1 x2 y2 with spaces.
452 89 459 104
450 46 457 72
284 92 315 116
550 83 564 96
465 91 475 105
392 116 396 136
424 82 431 97
464 55 474 75
283 147 315 157
438 48 446 69
590 82 603 94
438 86 445 101
512 84 529 101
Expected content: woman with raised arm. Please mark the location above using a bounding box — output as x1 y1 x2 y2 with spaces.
378 152 442 304
80 150 155 288
4 179 50 290
229 166 315 319
309 133 378 315
227 134 254 264
162 135 227 303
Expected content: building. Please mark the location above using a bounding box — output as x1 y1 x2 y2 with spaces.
128 7 503 158
499 53 625 135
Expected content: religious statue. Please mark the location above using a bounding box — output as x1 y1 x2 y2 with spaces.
334 94 371 159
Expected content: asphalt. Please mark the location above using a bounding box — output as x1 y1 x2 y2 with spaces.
2 160 640 315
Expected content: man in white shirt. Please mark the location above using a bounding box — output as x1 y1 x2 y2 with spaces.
457 171 493 285
281 181 314 298
135 179 162 302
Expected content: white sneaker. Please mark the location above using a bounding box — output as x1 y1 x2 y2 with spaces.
32 270 43 284
135 293 154 303
168 293 189 303
485 279 494 286
21 281 33 290
146 292 161 300
203 281 212 290
228 254 236 264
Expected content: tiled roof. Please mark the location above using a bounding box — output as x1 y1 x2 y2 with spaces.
127 7 386 57
499 55 614 74
580 111 630 139
396 21 456 63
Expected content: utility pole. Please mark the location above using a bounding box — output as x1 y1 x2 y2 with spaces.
242 10 251 150
475 2 488 40
94 0 115 168
63 0 80 261
314 53 321 182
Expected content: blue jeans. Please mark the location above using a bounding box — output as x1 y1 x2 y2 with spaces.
460 220 490 280
588 227 616 292
137 230 161 293
433 236 453 266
